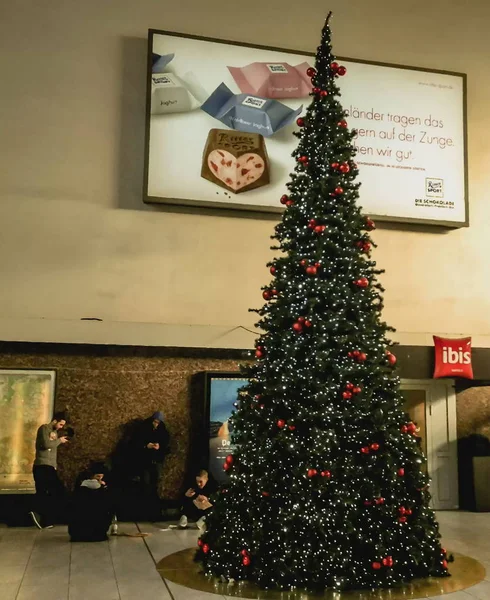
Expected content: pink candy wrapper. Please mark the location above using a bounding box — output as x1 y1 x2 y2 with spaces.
227 62 313 99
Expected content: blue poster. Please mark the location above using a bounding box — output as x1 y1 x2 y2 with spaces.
208 377 247 483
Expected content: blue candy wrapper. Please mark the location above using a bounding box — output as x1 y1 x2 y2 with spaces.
152 53 175 73
201 83 303 137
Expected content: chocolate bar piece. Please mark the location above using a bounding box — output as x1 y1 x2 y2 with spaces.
201 129 270 194
151 53 174 73
201 83 302 137
151 73 204 114
228 62 313 99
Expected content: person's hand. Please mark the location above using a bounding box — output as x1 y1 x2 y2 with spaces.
153 443 159 450
49 431 57 440
99 480 107 487
185 488 195 498
147 443 155 449
197 495 208 502
59 436 68 444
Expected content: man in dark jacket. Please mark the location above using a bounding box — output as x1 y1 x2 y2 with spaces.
178 469 217 531
138 411 170 520
29 411 69 529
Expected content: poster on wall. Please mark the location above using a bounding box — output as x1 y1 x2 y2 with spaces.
0 370 56 494
144 30 467 227
206 374 247 483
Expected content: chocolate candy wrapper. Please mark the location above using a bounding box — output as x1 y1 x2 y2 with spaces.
228 61 313 99
201 129 270 194
151 72 207 114
151 52 175 73
200 83 303 137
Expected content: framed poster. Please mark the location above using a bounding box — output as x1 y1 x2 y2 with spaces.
203 372 248 483
0 369 56 494
144 30 467 227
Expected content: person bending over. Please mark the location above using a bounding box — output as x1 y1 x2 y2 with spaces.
179 469 216 531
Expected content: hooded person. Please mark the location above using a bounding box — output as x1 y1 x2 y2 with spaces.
137 411 170 520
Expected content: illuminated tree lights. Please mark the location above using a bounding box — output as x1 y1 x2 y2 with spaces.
196 12 450 592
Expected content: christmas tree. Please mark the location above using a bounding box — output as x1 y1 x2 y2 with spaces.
196 13 450 591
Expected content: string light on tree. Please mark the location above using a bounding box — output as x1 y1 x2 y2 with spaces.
196 11 450 592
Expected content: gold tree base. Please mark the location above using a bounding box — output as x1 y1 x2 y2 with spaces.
157 548 485 599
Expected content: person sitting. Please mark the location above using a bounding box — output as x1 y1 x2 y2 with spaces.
178 469 216 531
68 462 115 542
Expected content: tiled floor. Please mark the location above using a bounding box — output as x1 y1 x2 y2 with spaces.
0 512 488 600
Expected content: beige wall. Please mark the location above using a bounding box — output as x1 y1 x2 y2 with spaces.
1 0 490 349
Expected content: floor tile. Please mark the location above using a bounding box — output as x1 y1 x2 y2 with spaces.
22 563 70 587
2 582 21 600
17 583 69 600
68 579 120 600
0 563 28 584
463 579 490 599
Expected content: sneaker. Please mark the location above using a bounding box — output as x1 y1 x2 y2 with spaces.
196 517 206 532
44 525 54 529
178 515 188 529
29 511 43 530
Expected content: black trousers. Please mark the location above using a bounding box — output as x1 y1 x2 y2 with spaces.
33 465 65 526
182 496 212 521
141 462 163 520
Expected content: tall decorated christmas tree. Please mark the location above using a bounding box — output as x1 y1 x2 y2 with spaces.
196 13 450 591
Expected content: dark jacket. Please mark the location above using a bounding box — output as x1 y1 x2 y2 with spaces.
69 481 114 542
138 419 170 464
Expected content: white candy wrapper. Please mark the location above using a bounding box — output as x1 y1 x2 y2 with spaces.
151 72 207 114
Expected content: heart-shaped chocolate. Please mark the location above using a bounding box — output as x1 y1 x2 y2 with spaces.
207 150 265 191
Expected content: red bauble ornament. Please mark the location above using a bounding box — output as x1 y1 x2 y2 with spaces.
198 539 203 547
334 186 344 195
338 119 348 128
296 117 305 127
300 259 308 266
306 266 317 276
361 446 370 454
358 352 367 362
354 277 369 288
277 419 286 429
286 200 294 207
370 443 380 451
442 559 448 568
337 65 347 76
366 217 376 230
407 422 417 434
339 163 350 173
364 500 372 506
255 350 264 359
347 351 353 357
398 468 405 477
382 557 394 567
240 549 248 557
353 386 362 394
288 424 296 431
342 391 352 399
242 556 251 566
226 455 234 465
401 425 408 434
441 548 447 555
203 544 210 554
270 266 276 275
372 562 382 571
321 470 331 478
298 317 306 323
261 491 270 497
387 352 397 365
304 320 312 328
262 290 272 300
399 516 407 523
375 497 385 505
293 322 303 333
331 162 340 169
312 87 321 94
352 350 361 357
363 242 372 253
306 67 317 78
398 507 406 515
307 468 318 478
320 90 328 97
280 194 289 205
406 508 413 516
298 155 309 164
223 462 230 471
308 219 317 228
346 382 354 390
330 61 339 72
314 225 326 233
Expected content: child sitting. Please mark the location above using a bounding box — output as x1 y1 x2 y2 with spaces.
178 469 216 531
69 462 116 542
